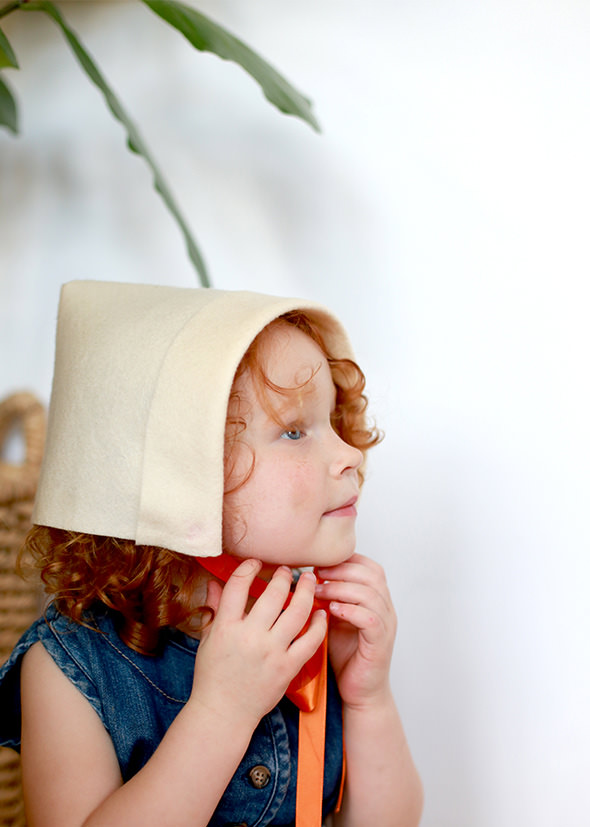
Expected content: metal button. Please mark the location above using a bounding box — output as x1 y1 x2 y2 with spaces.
248 764 271 789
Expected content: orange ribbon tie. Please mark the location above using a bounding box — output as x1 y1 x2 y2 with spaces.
197 554 338 827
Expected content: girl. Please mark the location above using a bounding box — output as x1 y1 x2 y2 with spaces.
0 282 423 826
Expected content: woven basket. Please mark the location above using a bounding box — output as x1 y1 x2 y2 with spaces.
0 393 46 827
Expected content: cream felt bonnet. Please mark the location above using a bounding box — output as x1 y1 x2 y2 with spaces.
33 281 354 558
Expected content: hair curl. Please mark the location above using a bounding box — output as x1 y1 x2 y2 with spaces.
22 527 208 654
23 310 381 654
224 310 381 490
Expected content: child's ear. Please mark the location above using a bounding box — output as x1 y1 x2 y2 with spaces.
206 578 223 613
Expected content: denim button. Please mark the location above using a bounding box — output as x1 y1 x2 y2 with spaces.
248 764 271 789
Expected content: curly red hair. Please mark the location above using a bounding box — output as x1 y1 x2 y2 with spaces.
23 310 381 654
224 311 381 490
22 527 208 653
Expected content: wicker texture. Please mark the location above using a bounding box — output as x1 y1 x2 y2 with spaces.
0 393 46 827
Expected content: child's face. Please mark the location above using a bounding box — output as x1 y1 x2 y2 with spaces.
222 324 363 569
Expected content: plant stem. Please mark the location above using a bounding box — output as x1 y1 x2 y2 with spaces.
0 1 22 21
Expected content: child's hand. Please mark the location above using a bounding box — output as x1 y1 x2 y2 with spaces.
189 559 327 729
315 553 396 710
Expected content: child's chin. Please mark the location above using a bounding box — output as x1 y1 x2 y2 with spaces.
316 545 356 569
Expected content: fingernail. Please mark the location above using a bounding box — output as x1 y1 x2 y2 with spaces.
301 571 316 583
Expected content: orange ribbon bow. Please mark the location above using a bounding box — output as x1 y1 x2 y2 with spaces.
197 553 342 827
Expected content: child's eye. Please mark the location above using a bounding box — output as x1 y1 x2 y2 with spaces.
280 427 303 441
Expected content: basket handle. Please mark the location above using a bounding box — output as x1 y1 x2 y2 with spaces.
0 394 46 504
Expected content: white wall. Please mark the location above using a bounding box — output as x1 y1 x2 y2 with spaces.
1 1 589 824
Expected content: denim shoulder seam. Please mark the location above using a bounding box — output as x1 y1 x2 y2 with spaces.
41 615 103 723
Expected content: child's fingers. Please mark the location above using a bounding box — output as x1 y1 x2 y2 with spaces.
315 580 391 619
328 600 387 644
316 552 383 584
270 571 318 644
206 579 223 614
214 558 262 621
287 608 328 668
316 554 390 602
196 580 223 645
247 566 293 628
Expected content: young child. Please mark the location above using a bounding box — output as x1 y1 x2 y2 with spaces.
0 282 423 827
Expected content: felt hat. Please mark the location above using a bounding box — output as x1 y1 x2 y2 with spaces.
33 281 354 557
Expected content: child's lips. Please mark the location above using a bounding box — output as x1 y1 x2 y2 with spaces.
323 496 358 517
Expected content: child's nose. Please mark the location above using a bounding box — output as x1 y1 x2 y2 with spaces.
330 434 363 476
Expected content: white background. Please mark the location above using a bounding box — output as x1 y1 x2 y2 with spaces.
1 1 589 824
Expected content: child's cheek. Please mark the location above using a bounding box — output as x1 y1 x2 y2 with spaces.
284 460 315 509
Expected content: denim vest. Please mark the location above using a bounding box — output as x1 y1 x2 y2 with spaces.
0 604 343 826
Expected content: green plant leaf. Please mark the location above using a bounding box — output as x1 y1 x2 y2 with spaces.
20 0 210 286
142 0 320 132
0 72 18 133
0 26 19 68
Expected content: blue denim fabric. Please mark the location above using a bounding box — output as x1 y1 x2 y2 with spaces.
0 604 343 826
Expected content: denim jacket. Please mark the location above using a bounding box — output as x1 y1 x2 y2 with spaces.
0 604 343 826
